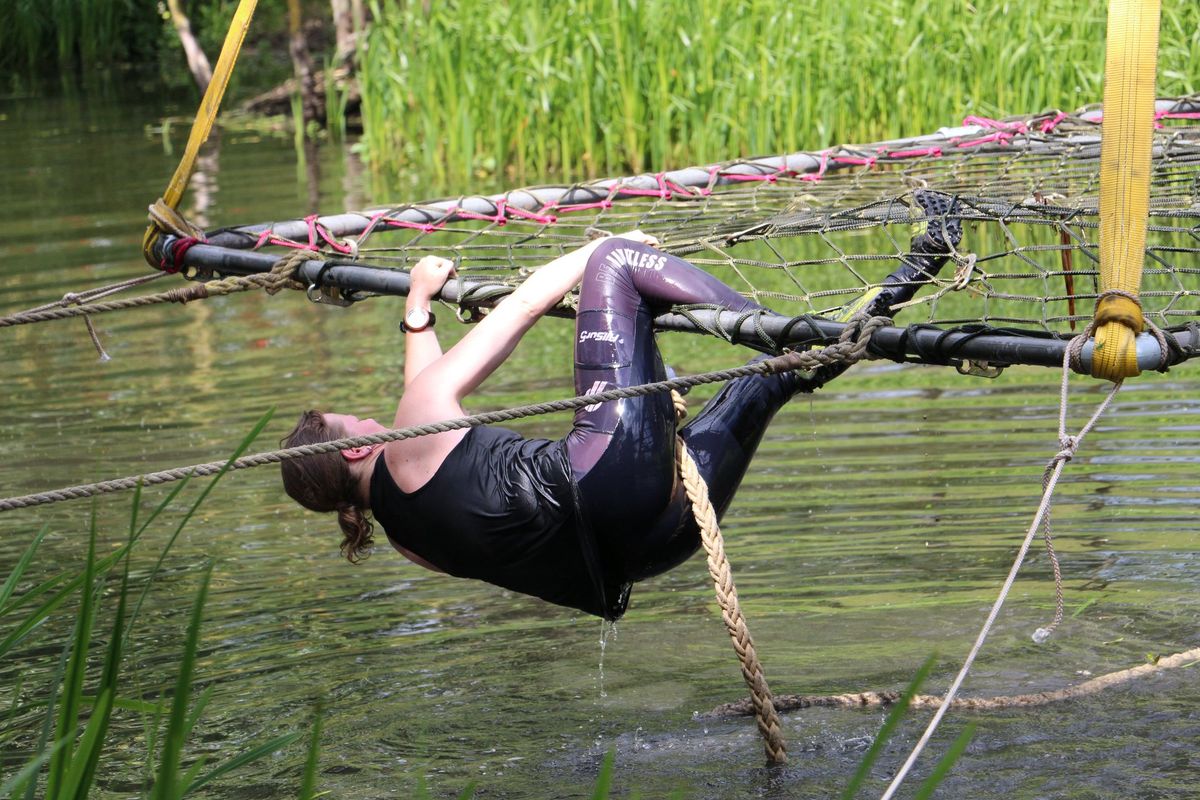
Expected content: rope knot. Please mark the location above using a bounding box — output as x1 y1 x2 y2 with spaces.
1093 288 1144 332
148 198 207 241
264 251 312 295
164 285 210 304
144 199 207 270
840 313 891 361
1044 435 1077 481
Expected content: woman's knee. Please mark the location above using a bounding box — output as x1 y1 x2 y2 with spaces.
583 238 623 284
583 239 668 286
580 239 650 314
588 238 660 271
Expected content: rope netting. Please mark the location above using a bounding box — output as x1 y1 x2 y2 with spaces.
151 96 1200 362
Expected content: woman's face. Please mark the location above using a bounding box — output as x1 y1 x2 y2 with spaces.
323 413 387 437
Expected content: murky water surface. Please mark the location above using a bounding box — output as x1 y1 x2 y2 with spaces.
1 87 1198 799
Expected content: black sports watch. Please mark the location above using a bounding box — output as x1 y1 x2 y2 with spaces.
400 306 436 333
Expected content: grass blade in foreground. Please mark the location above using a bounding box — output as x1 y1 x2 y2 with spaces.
590 749 615 800
914 722 977 800
45 511 101 798
56 689 113 800
0 526 47 610
0 524 141 660
24 630 73 800
183 732 304 794
70 527 134 797
3 415 301 799
298 705 323 800
0 739 68 799
840 654 938 800
151 561 212 800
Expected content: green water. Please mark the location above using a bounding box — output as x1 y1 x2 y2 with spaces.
2 87 1199 799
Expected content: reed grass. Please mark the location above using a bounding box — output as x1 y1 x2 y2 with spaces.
324 56 352 139
0 0 159 83
0 412 316 799
358 0 1200 185
0 0 296 94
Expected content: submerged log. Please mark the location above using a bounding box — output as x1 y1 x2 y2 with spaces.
240 63 360 123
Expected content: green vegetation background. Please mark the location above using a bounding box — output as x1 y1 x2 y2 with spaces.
7 1 1198 185
359 0 1200 181
0 0 309 96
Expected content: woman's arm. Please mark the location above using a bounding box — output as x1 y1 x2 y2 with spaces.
396 232 655 423
402 256 454 386
399 240 598 411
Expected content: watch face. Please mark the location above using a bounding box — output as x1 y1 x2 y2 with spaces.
405 307 430 330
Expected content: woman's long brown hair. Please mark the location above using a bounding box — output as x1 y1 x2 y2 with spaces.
280 410 375 562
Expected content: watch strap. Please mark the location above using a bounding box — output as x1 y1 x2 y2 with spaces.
400 310 436 333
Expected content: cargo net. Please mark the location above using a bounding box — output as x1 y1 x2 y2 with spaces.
190 97 1200 355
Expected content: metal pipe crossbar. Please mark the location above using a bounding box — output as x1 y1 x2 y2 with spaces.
156 239 1196 373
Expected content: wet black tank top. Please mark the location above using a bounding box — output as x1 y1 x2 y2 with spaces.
370 426 630 619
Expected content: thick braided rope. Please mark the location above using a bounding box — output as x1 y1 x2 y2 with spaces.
0 316 887 510
676 423 787 764
0 252 311 329
706 644 1200 717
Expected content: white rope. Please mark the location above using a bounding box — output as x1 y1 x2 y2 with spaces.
879 342 1123 800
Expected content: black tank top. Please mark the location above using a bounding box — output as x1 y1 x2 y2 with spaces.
370 426 630 619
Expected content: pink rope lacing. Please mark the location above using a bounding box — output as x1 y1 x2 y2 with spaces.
884 146 943 159
962 115 1029 133
252 216 356 254
240 103 1200 245
1039 111 1069 133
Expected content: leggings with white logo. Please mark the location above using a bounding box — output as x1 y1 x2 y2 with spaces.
566 238 808 586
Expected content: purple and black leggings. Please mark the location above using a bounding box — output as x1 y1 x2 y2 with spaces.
565 239 807 584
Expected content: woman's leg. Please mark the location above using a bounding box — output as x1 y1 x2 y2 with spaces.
566 238 762 479
566 240 797 580
677 357 806 516
616 358 806 582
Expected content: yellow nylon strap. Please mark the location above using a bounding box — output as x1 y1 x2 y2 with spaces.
1092 0 1160 380
143 0 259 266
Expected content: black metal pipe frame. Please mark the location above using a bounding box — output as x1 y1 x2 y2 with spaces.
158 97 1200 373
157 238 1200 373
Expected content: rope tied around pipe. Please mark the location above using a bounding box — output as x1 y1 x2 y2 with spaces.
0 251 313 329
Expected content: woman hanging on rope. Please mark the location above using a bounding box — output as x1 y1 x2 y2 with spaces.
280 206 959 619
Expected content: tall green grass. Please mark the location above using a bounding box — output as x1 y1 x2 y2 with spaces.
0 0 162 84
0 0 299 94
0 412 317 799
358 0 1200 185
